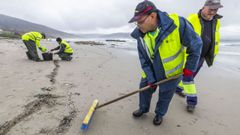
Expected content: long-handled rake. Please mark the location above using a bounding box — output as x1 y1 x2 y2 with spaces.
81 74 181 130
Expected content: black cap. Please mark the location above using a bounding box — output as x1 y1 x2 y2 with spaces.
41 33 46 39
128 0 157 23
56 37 62 42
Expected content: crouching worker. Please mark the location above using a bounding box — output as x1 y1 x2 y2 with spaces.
21 31 47 61
51 37 73 61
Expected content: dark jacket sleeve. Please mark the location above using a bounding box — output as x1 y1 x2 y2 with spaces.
51 46 60 51
56 44 66 54
179 17 202 72
137 40 156 84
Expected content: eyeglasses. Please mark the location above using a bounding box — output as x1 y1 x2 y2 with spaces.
134 15 149 26
208 8 218 13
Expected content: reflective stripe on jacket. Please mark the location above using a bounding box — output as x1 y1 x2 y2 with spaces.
141 14 185 79
61 40 73 54
131 10 202 91
21 32 46 52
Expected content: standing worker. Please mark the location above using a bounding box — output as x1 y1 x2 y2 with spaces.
21 31 47 61
50 37 73 61
129 0 202 125
175 0 223 112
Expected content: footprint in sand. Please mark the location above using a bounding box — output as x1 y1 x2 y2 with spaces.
74 92 80 96
37 69 42 73
128 99 132 102
118 105 124 109
140 126 152 135
118 92 125 96
6 95 15 99
200 130 208 135
215 120 227 127
188 118 198 125
41 87 55 91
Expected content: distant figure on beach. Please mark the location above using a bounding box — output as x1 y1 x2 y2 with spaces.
129 0 202 125
50 37 73 61
175 0 223 112
21 31 47 61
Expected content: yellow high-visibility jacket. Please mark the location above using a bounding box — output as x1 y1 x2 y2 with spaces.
22 31 46 52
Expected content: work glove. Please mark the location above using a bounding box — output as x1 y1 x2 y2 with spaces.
147 83 157 89
39 47 47 53
183 68 193 82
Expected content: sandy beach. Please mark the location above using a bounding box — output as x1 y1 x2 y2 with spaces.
0 38 240 135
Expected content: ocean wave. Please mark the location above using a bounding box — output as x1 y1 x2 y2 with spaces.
219 51 240 56
221 42 240 46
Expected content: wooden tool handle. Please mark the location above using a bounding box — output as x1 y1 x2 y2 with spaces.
96 74 181 109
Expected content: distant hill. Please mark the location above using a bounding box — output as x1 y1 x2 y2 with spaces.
0 14 132 39
0 14 75 38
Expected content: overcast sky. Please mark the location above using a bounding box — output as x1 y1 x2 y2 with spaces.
0 0 239 37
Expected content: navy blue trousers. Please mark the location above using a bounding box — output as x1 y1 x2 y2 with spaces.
176 57 205 105
139 79 176 117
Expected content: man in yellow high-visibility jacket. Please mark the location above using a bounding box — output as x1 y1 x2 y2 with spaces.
129 0 202 125
50 37 73 61
21 31 47 61
176 0 223 112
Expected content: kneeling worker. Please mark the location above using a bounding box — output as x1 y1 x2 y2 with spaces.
50 37 73 61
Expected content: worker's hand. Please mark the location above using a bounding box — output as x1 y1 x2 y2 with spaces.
183 68 194 82
39 47 47 52
183 68 193 77
147 83 157 89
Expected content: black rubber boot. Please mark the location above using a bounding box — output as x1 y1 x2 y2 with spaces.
153 115 163 126
132 109 145 117
187 105 195 113
175 87 186 98
176 91 186 97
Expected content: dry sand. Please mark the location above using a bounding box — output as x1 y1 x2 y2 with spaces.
0 38 240 135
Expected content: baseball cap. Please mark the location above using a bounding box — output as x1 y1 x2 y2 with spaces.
128 0 157 23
